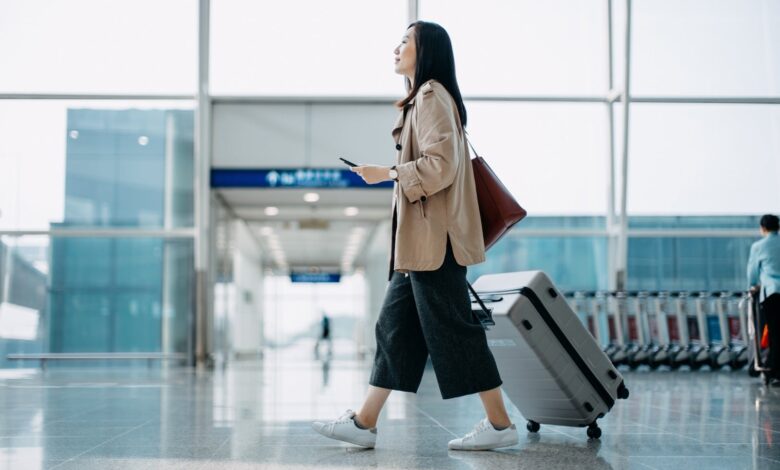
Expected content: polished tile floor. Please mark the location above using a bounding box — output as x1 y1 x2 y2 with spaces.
1 348 780 470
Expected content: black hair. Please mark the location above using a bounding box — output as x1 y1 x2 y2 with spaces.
397 21 467 127
760 214 779 232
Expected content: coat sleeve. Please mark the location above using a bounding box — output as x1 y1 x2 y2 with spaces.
747 242 761 288
395 85 460 204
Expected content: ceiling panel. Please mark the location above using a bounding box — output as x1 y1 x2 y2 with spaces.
218 188 392 272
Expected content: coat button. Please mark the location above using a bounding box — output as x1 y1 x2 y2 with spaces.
395 143 402 150
420 196 427 202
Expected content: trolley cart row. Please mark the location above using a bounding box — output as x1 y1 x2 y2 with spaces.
564 290 750 372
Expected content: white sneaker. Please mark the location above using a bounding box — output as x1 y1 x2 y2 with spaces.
311 409 377 448
448 418 518 451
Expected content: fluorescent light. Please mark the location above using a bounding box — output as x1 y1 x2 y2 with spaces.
344 207 359 217
303 192 320 203
264 207 279 216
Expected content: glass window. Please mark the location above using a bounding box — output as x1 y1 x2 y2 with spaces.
627 236 754 291
630 0 780 97
420 0 608 96
0 0 197 94
0 235 193 368
466 102 609 215
467 233 608 291
627 104 780 215
628 216 761 230
0 101 194 230
211 0 407 95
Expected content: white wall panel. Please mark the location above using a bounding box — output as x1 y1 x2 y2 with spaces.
213 103 399 169
310 105 399 167
212 104 307 168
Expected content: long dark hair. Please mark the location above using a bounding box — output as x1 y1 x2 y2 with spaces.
397 21 467 127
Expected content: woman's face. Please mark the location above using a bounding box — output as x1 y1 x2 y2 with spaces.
394 27 416 79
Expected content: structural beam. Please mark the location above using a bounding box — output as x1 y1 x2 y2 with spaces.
616 0 632 291
194 0 213 368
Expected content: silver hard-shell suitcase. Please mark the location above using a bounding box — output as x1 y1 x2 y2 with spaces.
472 271 629 439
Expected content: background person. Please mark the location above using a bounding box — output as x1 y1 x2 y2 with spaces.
748 214 780 386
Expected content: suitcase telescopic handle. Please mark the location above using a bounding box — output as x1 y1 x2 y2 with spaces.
468 282 496 329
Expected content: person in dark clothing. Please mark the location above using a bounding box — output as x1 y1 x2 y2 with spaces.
314 313 332 360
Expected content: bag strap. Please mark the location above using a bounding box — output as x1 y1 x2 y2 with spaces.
463 129 481 159
468 281 495 329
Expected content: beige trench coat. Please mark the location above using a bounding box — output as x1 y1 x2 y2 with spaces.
389 80 485 278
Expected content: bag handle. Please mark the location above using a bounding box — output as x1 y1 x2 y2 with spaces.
468 281 495 329
462 128 481 160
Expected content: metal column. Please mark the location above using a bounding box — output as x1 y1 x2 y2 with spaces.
606 0 619 290
616 0 633 290
195 0 213 368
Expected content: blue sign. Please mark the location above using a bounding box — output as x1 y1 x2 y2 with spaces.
290 272 342 283
211 168 393 189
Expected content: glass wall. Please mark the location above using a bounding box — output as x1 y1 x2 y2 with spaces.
211 0 407 96
627 104 780 216
0 102 194 230
0 104 196 367
420 0 608 96
0 0 197 94
0 236 193 368
630 0 780 97
470 216 761 293
0 0 198 367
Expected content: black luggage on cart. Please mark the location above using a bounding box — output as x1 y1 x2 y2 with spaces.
745 289 771 382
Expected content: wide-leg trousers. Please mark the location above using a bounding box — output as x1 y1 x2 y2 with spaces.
369 243 503 399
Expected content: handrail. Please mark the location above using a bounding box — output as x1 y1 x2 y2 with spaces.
7 353 187 360
6 352 188 369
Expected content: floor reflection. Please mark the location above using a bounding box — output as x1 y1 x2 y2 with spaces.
0 346 779 469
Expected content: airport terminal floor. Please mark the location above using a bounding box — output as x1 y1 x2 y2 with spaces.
1 345 779 470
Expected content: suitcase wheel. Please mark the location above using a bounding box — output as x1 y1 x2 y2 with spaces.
526 420 540 433
587 423 602 439
617 382 629 400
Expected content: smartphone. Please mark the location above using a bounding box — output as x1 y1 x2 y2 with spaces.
339 157 358 167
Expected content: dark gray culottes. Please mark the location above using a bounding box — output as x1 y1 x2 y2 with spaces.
369 243 503 399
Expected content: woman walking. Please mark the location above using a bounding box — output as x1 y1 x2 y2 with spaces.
312 21 518 451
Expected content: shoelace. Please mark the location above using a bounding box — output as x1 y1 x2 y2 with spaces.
462 419 492 441
324 409 356 435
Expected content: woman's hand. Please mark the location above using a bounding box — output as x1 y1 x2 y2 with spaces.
351 165 392 185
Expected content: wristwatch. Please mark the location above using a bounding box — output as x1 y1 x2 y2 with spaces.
389 166 398 181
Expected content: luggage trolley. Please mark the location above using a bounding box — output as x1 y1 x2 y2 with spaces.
694 291 731 370
644 292 671 369
625 292 652 369
685 292 712 370
715 291 749 370
604 292 629 366
589 291 611 351
665 292 695 369
568 291 591 332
